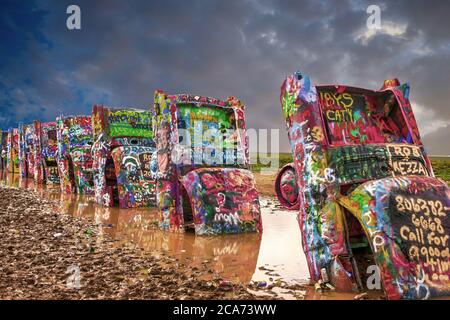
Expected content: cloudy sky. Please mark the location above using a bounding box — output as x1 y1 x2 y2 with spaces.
0 0 449 154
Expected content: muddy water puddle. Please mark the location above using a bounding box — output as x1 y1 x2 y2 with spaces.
1 173 325 299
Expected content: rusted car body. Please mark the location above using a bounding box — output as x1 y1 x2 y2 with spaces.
91 106 157 208
33 121 60 184
277 71 449 299
152 90 261 235
57 115 94 194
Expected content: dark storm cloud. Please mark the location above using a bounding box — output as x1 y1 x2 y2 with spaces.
0 0 449 154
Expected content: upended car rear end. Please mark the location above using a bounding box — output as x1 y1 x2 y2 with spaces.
18 123 36 179
153 91 261 235
33 121 60 184
57 115 94 194
0 131 6 172
6 128 19 174
91 105 157 208
276 71 449 299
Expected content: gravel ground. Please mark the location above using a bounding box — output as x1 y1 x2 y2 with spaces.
0 186 271 300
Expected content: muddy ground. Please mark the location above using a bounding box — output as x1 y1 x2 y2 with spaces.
0 186 287 300
253 172 276 197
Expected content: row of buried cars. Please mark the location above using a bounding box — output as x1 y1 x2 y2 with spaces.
0 90 262 236
1 74 450 300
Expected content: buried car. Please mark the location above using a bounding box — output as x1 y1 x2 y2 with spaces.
33 121 60 184
91 105 157 208
277 71 449 299
57 115 94 194
18 123 37 178
152 90 261 235
6 128 19 174
0 130 5 172
0 130 10 174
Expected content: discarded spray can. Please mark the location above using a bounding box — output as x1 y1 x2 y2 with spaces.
325 283 336 291
314 281 323 292
321 267 329 283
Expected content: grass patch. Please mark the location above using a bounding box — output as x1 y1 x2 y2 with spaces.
250 153 292 173
431 159 450 184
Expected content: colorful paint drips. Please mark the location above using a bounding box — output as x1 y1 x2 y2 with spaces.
277 71 449 299
91 105 157 208
152 90 261 235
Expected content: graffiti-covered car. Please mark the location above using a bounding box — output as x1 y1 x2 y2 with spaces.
33 121 60 184
57 115 94 194
6 128 19 174
277 71 449 299
0 130 5 171
153 90 262 235
91 105 157 208
18 123 36 178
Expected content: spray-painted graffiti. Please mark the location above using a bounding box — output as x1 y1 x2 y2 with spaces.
181 168 261 235
319 84 413 145
339 176 449 299
0 130 5 172
18 124 36 178
6 128 19 174
107 110 153 138
91 105 156 208
18 124 26 177
277 70 449 299
33 121 60 184
153 90 261 235
326 144 430 184
275 163 299 210
57 115 94 194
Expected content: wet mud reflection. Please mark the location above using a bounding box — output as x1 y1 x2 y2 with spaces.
2 173 313 299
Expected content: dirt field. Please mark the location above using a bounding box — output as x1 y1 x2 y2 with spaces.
253 172 277 197
0 186 272 300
